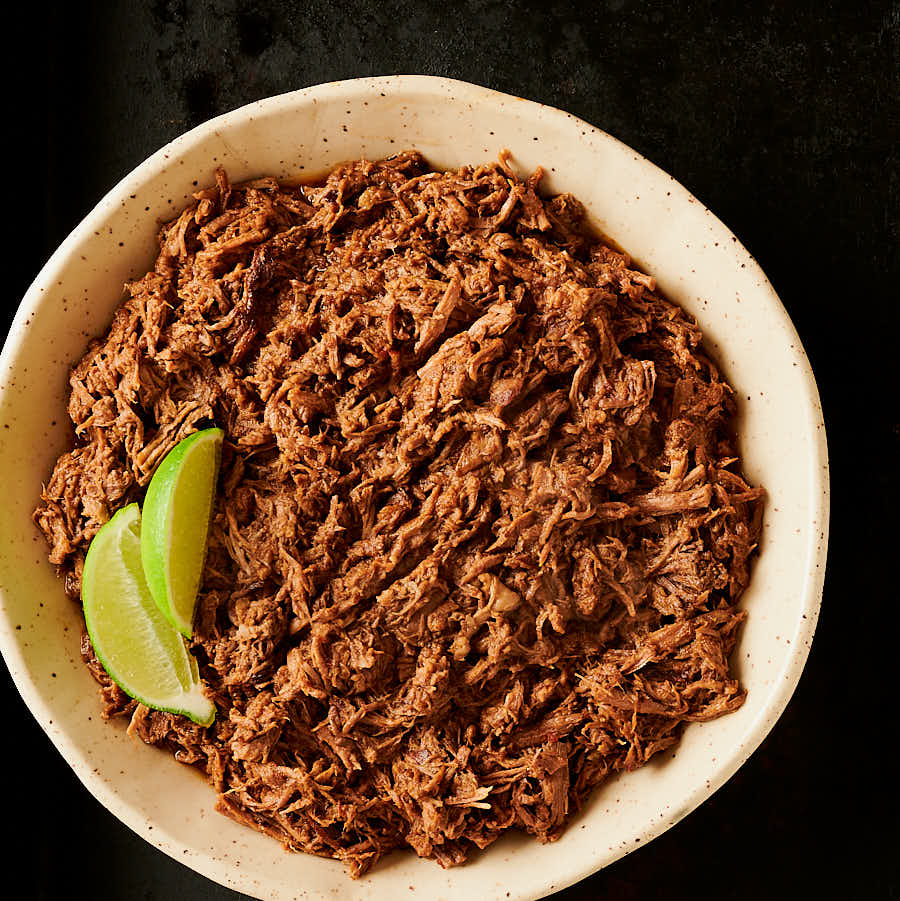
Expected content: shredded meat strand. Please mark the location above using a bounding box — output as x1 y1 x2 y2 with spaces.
34 151 764 877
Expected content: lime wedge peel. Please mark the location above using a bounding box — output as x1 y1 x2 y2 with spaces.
82 503 216 727
141 428 223 638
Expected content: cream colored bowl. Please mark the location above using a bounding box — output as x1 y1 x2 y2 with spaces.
0 76 828 900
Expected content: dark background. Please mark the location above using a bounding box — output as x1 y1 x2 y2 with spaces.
2 1 897 898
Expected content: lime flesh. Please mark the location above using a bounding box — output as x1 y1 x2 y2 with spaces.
82 504 215 726
141 428 223 638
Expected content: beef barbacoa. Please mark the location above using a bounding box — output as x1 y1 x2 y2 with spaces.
34 151 764 876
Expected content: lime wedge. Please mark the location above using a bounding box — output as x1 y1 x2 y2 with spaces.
141 428 223 638
82 504 215 726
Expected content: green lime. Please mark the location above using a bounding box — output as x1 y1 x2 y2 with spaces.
82 504 215 726
141 428 223 638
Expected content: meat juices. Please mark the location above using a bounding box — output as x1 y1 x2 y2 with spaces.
34 152 764 876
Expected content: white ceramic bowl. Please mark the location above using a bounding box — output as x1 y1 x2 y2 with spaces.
0 76 828 900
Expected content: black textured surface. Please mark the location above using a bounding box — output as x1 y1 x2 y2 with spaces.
2 2 898 899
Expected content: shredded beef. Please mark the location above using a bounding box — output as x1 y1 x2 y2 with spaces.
34 150 764 877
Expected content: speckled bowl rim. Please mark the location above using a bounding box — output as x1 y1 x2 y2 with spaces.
0 75 828 900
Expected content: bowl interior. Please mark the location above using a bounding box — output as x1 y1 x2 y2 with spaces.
0 75 827 901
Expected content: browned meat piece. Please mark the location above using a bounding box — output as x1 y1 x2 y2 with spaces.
33 151 764 877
